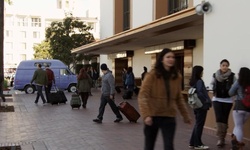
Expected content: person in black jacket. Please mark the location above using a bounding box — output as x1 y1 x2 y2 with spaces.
0 74 6 105
189 66 212 150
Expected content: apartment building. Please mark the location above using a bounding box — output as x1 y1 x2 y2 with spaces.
72 0 250 143
4 0 100 75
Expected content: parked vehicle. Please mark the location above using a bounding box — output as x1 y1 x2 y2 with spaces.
14 59 77 94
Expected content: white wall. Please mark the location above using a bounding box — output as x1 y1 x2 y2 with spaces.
132 0 153 28
132 49 151 78
203 0 250 85
100 0 114 39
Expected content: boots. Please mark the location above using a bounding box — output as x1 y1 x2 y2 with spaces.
216 123 228 147
231 134 245 150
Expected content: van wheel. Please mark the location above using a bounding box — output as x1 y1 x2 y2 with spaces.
68 84 77 93
25 85 35 94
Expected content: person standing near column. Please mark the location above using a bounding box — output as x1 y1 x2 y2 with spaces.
210 59 235 147
0 73 6 106
93 63 123 123
31 64 48 105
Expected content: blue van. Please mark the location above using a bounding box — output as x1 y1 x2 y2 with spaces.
14 59 77 94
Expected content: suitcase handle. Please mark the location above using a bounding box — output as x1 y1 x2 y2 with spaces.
52 84 59 92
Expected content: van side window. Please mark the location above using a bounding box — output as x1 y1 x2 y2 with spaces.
34 62 51 67
60 69 70 75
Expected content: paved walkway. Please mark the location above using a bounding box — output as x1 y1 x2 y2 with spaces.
0 88 243 150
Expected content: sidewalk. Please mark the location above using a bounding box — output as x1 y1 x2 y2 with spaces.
0 88 238 150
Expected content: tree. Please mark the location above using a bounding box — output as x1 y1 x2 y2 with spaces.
45 15 95 68
33 41 52 59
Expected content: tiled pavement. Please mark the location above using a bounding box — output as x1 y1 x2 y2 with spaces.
0 88 246 150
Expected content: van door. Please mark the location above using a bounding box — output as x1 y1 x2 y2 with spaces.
57 68 76 90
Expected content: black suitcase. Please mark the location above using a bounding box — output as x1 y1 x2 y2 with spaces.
49 86 67 105
115 86 121 93
122 90 132 99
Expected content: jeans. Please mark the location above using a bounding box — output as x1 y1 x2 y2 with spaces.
35 85 46 103
144 117 176 150
45 83 52 103
213 101 232 124
189 108 208 146
97 94 122 120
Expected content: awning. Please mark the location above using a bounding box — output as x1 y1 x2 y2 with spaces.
71 7 203 55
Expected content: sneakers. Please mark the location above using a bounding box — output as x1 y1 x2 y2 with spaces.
189 145 194 149
194 145 209 150
93 118 102 123
114 118 123 123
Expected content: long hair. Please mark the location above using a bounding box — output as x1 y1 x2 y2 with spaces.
238 67 250 89
127 67 133 74
189 66 204 86
154 48 178 79
78 68 88 80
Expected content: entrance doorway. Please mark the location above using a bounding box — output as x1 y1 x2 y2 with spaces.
115 58 128 87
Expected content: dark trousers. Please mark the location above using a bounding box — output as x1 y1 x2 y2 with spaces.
79 92 89 107
45 83 52 103
144 117 176 150
97 94 122 120
35 85 46 103
189 108 208 146
213 101 232 124
0 89 6 102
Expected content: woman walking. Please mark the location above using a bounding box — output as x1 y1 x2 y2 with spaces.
228 67 250 150
77 68 92 108
189 66 212 150
138 48 191 150
210 59 235 147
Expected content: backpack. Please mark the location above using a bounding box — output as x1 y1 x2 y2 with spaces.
242 86 250 108
188 87 203 109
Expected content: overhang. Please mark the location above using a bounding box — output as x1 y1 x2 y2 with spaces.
71 7 203 55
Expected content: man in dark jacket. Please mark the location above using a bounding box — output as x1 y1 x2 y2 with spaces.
45 64 55 103
31 64 48 104
93 63 123 123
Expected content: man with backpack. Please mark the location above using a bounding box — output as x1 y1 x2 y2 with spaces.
45 64 55 103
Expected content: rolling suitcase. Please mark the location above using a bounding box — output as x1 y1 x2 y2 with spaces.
49 85 67 105
118 101 140 123
70 94 81 109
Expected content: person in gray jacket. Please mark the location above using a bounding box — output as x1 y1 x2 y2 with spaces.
93 63 123 123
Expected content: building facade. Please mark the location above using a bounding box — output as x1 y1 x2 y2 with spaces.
4 0 100 76
72 0 250 143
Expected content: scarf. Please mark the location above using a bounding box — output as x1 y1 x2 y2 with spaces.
215 69 232 82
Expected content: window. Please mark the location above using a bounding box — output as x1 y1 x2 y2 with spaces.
60 69 70 76
20 31 26 38
19 54 27 61
57 0 62 9
5 16 14 26
17 17 28 27
5 30 13 37
33 31 40 38
34 62 51 67
21 43 27 50
123 0 130 31
168 0 188 15
65 0 69 8
31 18 41 27
5 42 13 50
6 54 13 62
87 22 95 31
